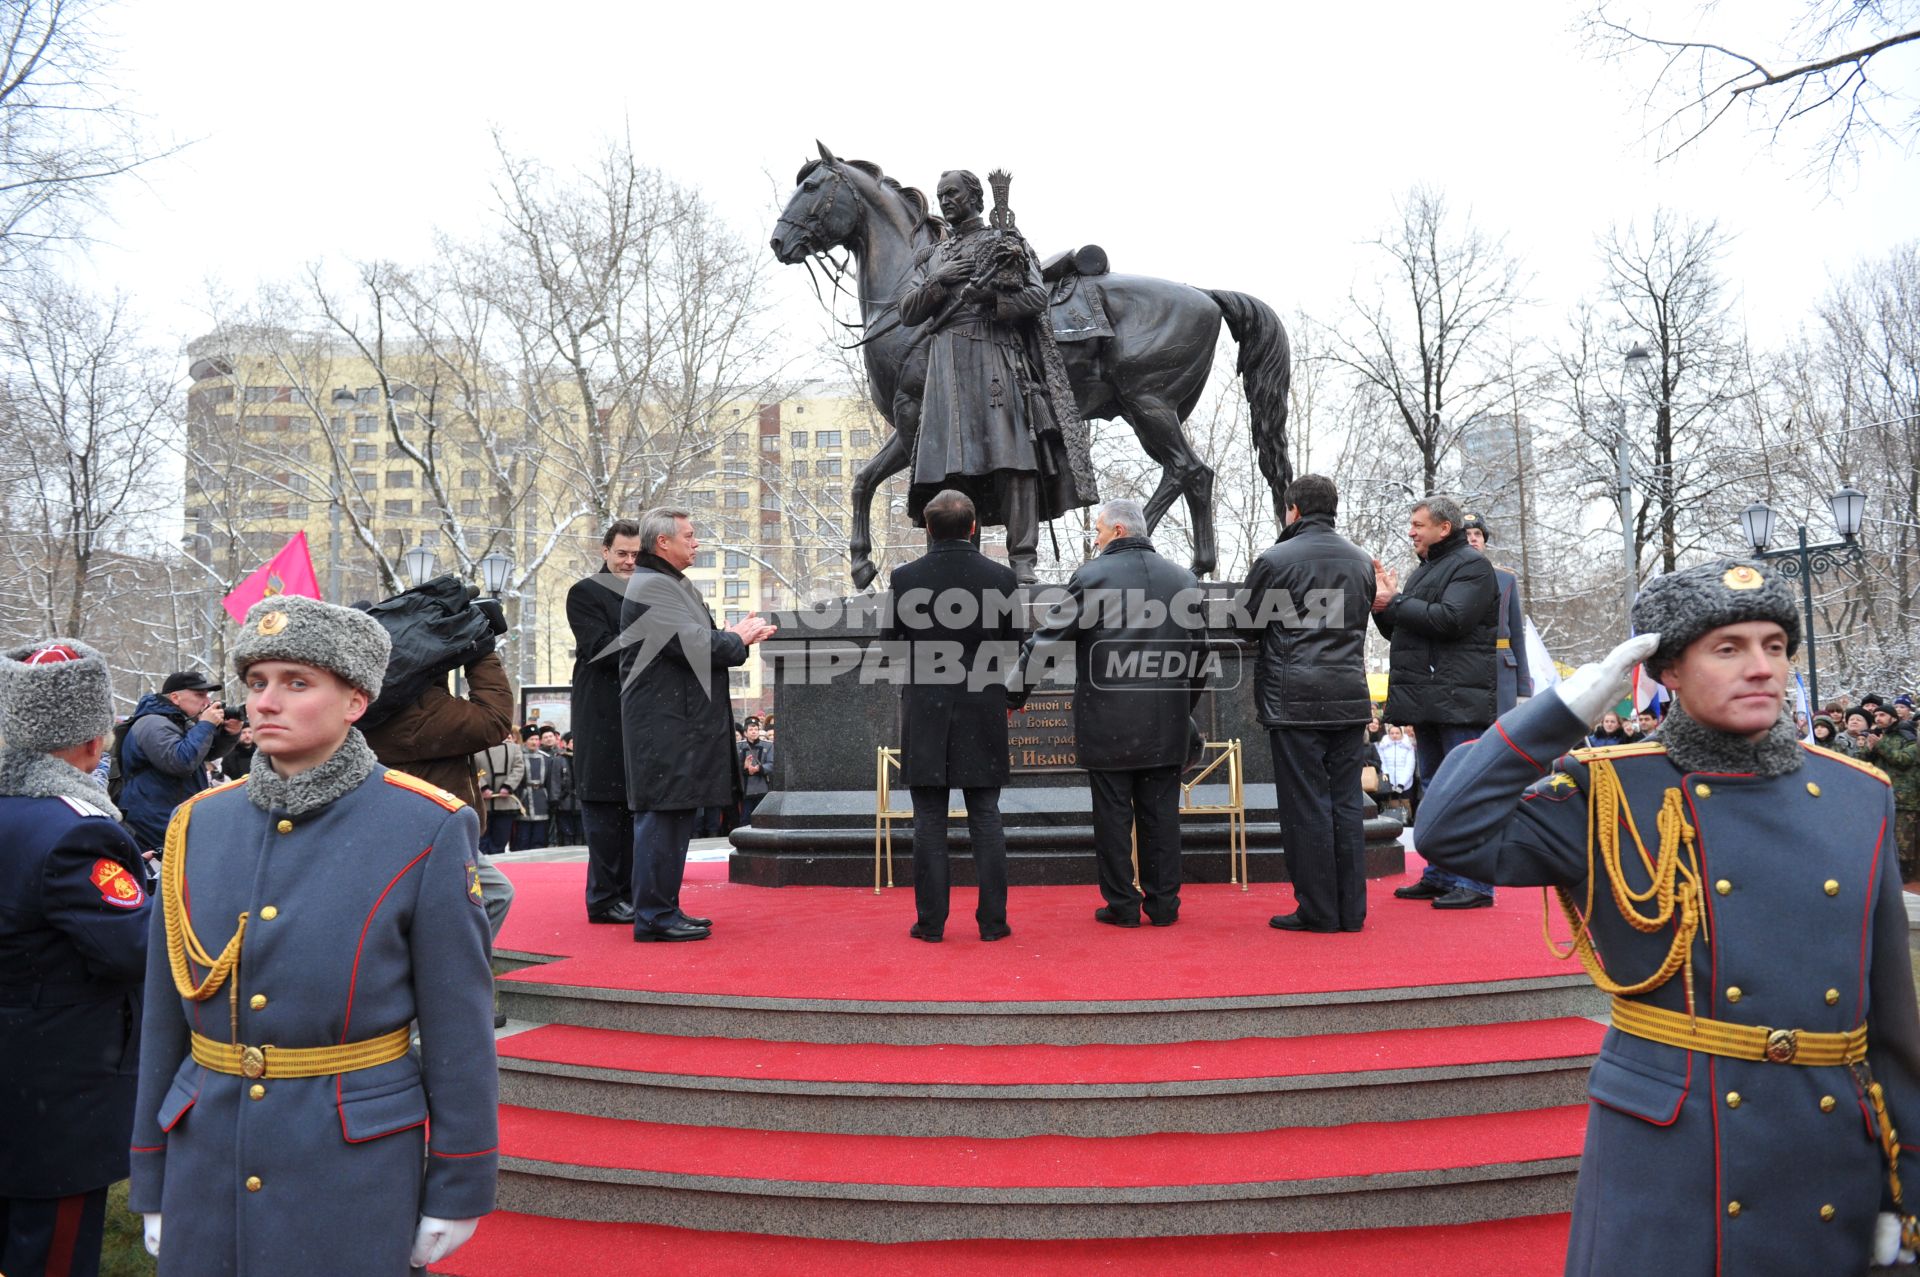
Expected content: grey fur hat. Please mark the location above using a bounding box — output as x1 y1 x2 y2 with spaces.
0 638 114 752
231 595 391 697
1630 559 1801 678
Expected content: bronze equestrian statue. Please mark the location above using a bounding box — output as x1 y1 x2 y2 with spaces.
771 143 1292 590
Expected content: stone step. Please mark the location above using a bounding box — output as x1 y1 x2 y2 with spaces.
497 1018 1602 1137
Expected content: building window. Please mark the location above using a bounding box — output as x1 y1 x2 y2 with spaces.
726 432 746 451
790 431 808 448
816 459 842 476
243 386 282 404
392 384 417 403
386 499 413 516
790 460 806 478
693 549 716 568
200 386 234 405
387 470 413 488
816 431 842 448
461 469 480 488
761 434 780 453
761 492 782 512
730 670 752 690
699 580 717 597
354 415 379 433
355 472 378 492
690 490 715 507
723 519 747 539
418 529 439 547
723 490 751 508
357 387 379 405
725 550 750 569
353 444 377 462
385 443 408 459
852 429 872 448
818 516 842 537
724 580 749 599
284 502 308 518
459 499 481 516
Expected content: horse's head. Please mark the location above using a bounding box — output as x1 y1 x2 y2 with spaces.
770 142 863 264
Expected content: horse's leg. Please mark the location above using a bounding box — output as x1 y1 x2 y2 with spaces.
848 429 909 592
1121 394 1217 578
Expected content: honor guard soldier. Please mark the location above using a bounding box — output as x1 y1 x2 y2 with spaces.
1417 560 1920 1275
0 639 150 1277
1460 512 1532 713
128 596 498 1275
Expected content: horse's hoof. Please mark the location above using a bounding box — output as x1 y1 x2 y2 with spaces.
1191 557 1216 580
850 561 878 591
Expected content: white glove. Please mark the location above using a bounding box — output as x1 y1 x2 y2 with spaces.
1553 634 1660 728
410 1215 480 1268
143 1213 162 1257
1874 1211 1916 1266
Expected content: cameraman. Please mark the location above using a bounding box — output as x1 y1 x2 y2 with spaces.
117 671 241 855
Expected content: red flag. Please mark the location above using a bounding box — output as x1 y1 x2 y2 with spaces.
222 531 322 623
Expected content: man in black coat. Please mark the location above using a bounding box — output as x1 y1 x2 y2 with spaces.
1371 493 1500 909
1240 475 1378 933
1012 498 1205 927
883 489 1023 942
566 520 641 924
619 508 775 941
0 639 150 1277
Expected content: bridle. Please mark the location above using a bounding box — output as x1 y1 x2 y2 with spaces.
776 162 903 350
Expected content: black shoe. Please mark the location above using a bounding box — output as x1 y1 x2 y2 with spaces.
1341 922 1366 932
909 923 944 943
979 924 1012 942
1269 912 1338 933
1094 906 1141 928
634 922 711 942
494 1010 508 1029
587 902 636 925
1393 879 1448 900
1431 888 1495 910
675 914 713 929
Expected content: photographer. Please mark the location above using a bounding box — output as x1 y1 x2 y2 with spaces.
116 670 241 854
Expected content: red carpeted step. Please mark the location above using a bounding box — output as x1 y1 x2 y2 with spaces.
494 860 1582 1004
498 1017 1604 1087
432 1209 1574 1276
498 1102 1587 1189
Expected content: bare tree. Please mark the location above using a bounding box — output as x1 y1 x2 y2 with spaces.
1330 187 1530 492
1587 1 1920 177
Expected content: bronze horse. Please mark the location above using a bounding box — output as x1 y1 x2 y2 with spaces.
771 144 1292 589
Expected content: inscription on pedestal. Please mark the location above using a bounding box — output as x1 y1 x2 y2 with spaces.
1010 691 1077 772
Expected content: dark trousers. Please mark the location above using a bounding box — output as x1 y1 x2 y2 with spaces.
518 819 550 850
742 792 766 825
2 1187 108 1277
1414 723 1494 898
481 811 517 856
1087 765 1183 923
581 800 633 913
551 810 582 845
632 807 696 930
910 785 1008 933
1269 726 1370 930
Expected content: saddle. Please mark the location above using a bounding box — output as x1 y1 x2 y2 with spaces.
1041 244 1113 344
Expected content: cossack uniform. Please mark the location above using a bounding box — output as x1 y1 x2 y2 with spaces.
1419 692 1920 1276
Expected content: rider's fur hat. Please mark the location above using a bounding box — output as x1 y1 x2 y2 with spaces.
231 596 391 698
0 639 114 753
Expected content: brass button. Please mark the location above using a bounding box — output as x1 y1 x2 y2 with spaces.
260 905 278 920
1824 880 1840 897
276 819 293 834
1695 784 1711 798
1807 782 1822 797
1821 1095 1838 1113
249 1084 265 1100
1715 879 1732 895
1727 1200 1741 1217
1820 1204 1836 1222
1725 1091 1742 1109
1826 989 1840 1006
249 994 267 1010
1726 986 1742 1003
246 1176 262 1192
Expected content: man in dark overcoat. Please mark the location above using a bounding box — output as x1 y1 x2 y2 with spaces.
884 489 1023 941
1012 497 1205 927
129 595 497 1275
1417 560 1920 1275
618 508 775 941
0 639 150 1277
1371 493 1500 909
567 520 642 923
1240 475 1378 934
1461 513 1533 714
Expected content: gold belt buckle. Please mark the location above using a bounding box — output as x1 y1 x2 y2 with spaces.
240 1045 267 1079
1765 1028 1799 1064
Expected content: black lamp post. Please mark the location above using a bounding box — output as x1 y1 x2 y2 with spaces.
1737 486 1866 714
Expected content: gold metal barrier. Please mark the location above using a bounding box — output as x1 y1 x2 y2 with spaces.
873 747 965 896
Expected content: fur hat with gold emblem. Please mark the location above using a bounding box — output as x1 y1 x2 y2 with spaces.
1630 559 1801 679
231 595 391 698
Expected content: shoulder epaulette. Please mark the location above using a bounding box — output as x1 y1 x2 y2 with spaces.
384 769 465 811
1803 743 1891 785
183 777 247 809
1569 740 1668 763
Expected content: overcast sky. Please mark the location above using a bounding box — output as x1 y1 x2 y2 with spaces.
80 0 1918 370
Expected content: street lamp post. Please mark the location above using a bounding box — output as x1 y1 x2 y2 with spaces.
478 551 512 599
1618 344 1651 628
1737 486 1866 715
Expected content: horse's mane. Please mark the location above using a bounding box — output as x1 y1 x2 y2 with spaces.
795 157 948 245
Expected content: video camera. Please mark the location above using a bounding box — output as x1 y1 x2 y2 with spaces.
358 576 512 730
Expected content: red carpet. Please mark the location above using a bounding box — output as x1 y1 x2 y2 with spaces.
434 1211 1574 1276
499 1017 1604 1085
498 1103 1586 1188
494 857 1579 1003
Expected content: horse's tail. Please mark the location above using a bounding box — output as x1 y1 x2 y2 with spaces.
1208 289 1293 524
